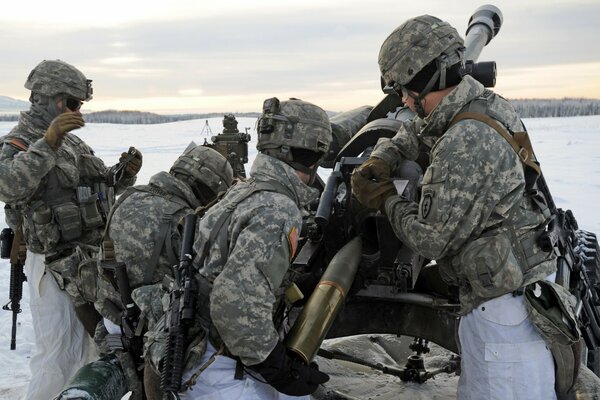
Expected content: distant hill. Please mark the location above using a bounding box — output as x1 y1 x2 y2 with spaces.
1 98 599 123
82 110 261 124
0 96 28 113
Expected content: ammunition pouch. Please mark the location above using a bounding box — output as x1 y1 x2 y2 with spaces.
46 244 100 306
524 280 581 396
32 203 61 252
130 283 169 331
458 230 524 299
79 193 104 229
145 318 210 379
53 203 83 242
525 280 580 345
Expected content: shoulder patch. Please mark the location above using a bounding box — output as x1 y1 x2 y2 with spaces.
287 226 299 259
8 138 28 152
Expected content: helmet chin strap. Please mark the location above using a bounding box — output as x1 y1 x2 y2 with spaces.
408 65 443 119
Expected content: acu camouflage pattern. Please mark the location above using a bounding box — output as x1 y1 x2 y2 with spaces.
25 59 92 101
169 145 234 200
0 117 135 253
381 76 556 314
257 98 331 162
190 153 319 367
96 171 201 326
525 280 580 346
0 111 135 305
379 15 464 87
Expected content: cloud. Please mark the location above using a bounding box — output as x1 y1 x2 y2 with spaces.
0 1 598 111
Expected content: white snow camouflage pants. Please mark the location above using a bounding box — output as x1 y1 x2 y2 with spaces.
179 341 311 400
24 250 96 400
457 292 556 400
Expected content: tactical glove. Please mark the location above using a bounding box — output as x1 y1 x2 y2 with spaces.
119 147 143 177
353 156 390 181
44 112 85 150
249 341 329 396
351 168 397 213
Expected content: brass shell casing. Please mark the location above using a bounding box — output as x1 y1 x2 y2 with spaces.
285 236 362 363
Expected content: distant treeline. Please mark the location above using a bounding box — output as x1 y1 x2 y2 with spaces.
0 110 261 124
509 98 600 118
81 110 261 124
1 99 599 123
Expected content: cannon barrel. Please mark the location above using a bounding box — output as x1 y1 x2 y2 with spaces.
464 4 503 62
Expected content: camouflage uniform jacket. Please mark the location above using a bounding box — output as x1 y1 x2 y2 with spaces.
0 111 135 254
97 171 199 325
373 75 556 314
191 153 318 366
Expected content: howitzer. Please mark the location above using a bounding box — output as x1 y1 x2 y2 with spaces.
535 169 600 374
203 114 250 178
287 3 600 386
288 4 600 391
161 213 198 400
1 226 26 350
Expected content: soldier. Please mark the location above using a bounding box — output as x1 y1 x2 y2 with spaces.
0 59 142 399
352 16 569 399
145 98 332 399
94 145 233 398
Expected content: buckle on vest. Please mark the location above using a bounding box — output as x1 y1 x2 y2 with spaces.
518 147 529 162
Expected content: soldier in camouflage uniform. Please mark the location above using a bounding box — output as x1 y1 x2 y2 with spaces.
352 16 565 399
0 60 141 400
94 144 233 398
146 98 332 399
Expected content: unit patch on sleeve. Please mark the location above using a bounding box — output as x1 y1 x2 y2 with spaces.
287 226 299 259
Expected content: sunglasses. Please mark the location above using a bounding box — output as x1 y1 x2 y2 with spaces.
382 81 411 99
66 98 83 111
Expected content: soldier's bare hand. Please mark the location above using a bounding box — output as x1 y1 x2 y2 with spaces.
45 112 85 150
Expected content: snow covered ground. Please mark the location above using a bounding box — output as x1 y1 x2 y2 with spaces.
0 114 599 399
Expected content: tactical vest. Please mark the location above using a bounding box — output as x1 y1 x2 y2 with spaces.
440 94 556 309
147 178 295 387
449 95 582 397
3 131 115 256
97 183 192 324
193 178 292 337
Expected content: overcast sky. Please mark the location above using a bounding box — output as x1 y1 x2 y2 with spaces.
1 0 599 113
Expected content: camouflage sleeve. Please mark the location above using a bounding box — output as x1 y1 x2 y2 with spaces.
210 207 297 366
114 174 136 195
371 119 420 171
0 138 57 204
383 121 525 260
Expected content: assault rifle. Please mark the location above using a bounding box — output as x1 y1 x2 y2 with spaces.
1 227 27 350
161 213 198 400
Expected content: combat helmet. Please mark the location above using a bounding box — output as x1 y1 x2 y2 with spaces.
379 15 465 117
170 145 234 205
25 59 93 101
256 97 332 177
